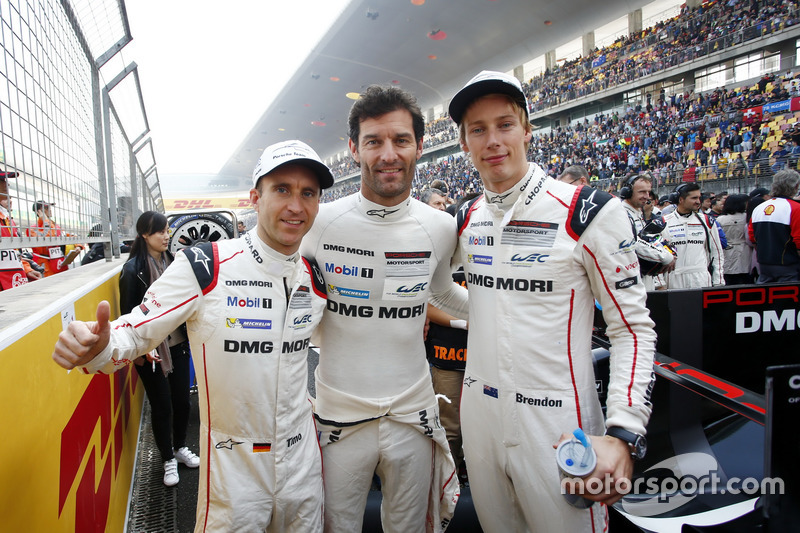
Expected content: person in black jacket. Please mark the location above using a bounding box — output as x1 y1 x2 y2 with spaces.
120 211 198 486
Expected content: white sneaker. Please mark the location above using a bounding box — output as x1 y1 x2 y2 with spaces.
163 459 179 486
174 446 200 468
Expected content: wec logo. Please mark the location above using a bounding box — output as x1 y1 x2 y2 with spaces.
397 282 427 294
510 253 549 263
293 314 312 325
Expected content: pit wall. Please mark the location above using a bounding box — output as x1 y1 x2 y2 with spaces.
0 258 142 532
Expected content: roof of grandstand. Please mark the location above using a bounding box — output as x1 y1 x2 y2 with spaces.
212 0 662 190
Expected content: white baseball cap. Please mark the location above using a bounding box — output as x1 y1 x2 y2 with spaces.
252 140 334 189
448 70 529 125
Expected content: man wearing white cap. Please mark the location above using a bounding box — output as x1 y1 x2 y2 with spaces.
52 140 333 532
446 71 656 532
301 85 467 533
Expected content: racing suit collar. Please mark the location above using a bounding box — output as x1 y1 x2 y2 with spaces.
0 204 8 219
246 229 300 264
356 192 411 221
483 162 538 213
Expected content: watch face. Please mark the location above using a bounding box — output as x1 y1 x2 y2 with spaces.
634 436 647 459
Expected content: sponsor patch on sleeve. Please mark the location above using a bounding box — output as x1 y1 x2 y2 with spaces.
615 276 638 289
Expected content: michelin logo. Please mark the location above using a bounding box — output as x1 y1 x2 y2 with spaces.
327 284 370 299
226 318 272 329
468 254 493 265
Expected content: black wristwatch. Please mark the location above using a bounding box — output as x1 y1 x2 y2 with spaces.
605 426 647 460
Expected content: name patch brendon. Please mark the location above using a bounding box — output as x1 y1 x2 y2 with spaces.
227 296 272 308
516 393 562 407
385 251 431 277
501 221 558 247
467 273 553 292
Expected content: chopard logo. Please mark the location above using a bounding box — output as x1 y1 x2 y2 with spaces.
366 208 399 218
580 190 598 224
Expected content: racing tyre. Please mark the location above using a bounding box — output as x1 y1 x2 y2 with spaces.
168 213 235 254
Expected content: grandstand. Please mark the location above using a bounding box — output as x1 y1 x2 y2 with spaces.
315 0 800 202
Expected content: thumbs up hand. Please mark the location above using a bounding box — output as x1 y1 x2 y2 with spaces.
52 300 112 370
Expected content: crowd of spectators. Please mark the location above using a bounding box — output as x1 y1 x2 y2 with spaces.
524 0 800 112
317 0 800 206
323 69 800 203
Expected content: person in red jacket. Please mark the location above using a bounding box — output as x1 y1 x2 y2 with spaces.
26 199 78 276
748 169 800 282
0 171 40 290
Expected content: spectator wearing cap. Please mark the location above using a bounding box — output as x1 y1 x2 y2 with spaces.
772 141 790 173
429 178 454 207
27 200 66 276
0 171 40 289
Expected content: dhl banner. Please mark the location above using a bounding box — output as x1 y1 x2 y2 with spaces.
0 263 143 532
164 197 252 211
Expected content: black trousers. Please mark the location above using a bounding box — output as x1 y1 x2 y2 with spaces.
134 341 192 463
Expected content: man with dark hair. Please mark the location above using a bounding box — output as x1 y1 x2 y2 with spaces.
445 70 656 532
620 173 675 290
748 169 800 282
302 85 466 533
661 182 725 288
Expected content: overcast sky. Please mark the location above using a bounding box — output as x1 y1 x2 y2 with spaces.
119 0 350 177
115 0 680 184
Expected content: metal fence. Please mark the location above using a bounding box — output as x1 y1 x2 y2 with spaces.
0 0 160 257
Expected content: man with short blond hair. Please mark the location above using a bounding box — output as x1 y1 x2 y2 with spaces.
446 70 656 532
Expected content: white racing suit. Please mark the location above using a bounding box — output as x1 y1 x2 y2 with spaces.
80 231 327 532
301 193 468 533
661 210 725 289
621 201 675 291
448 164 656 532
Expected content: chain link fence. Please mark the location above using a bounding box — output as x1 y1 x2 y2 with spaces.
0 0 160 258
